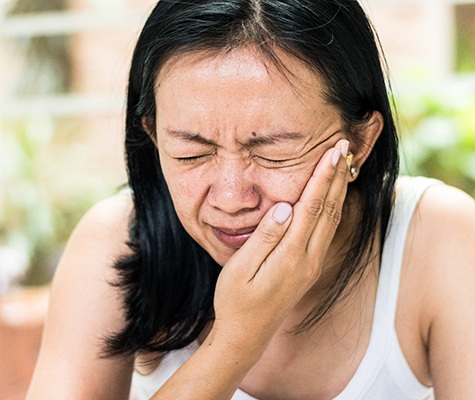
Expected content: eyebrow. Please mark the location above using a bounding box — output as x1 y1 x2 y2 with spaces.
165 129 216 146
165 128 304 147
246 131 304 147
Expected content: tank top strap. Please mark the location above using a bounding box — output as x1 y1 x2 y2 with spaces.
378 176 442 325
326 177 441 400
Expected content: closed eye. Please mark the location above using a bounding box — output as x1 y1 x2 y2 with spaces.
174 154 213 164
253 154 300 168
257 156 293 164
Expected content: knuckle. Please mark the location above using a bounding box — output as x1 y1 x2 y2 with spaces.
301 263 319 282
306 198 325 218
324 199 342 229
336 162 348 177
281 241 302 258
322 170 334 184
324 199 339 218
331 209 343 228
259 224 281 245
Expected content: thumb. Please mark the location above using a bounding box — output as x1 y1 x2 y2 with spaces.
225 202 293 276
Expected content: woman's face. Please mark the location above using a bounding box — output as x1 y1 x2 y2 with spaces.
153 47 347 266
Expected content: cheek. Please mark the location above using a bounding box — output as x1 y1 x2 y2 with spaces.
259 166 314 205
161 158 315 216
160 162 203 216
167 175 206 216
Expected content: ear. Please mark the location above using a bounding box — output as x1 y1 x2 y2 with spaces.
347 111 383 182
141 116 157 145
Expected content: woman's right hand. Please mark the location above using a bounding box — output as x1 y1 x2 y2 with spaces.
152 140 350 400
211 139 350 359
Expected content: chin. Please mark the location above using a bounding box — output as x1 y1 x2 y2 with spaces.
210 250 234 268
207 245 237 268
186 227 238 267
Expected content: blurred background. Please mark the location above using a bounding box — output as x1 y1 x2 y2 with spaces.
0 0 474 398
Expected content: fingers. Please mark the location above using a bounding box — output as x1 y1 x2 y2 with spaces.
306 140 349 252
225 139 349 282
284 139 349 248
225 202 293 278
317 140 349 229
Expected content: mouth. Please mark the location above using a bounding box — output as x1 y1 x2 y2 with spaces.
211 226 257 249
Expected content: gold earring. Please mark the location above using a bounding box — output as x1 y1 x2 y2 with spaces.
346 153 353 169
346 153 359 179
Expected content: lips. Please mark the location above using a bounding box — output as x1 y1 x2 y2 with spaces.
212 225 257 248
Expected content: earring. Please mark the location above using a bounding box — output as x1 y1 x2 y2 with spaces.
346 153 359 179
346 153 353 170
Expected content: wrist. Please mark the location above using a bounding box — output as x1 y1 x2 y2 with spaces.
205 322 273 368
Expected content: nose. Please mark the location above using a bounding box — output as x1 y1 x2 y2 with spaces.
207 158 260 214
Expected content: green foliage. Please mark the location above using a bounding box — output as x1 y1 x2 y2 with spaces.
1 93 474 286
398 91 475 197
0 116 117 285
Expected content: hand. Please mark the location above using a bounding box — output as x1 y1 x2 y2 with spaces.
212 139 350 358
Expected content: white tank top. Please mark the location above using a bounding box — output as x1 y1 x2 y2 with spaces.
130 177 438 400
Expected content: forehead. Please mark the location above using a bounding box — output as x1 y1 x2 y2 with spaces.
156 46 325 101
153 46 339 139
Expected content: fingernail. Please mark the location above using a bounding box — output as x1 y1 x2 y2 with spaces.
331 149 341 166
340 140 349 158
272 203 292 223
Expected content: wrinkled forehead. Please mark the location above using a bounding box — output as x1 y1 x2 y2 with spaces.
151 45 343 151
155 45 327 102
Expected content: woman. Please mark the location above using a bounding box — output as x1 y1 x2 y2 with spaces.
27 1 475 399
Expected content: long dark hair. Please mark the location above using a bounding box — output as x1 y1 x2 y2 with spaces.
104 0 399 357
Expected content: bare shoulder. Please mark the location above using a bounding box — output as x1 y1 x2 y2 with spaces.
51 190 136 333
409 181 475 278
74 191 134 250
418 181 475 225
412 182 475 262
54 191 135 287
407 182 475 395
27 192 136 399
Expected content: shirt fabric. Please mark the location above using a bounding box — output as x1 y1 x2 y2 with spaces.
130 176 439 400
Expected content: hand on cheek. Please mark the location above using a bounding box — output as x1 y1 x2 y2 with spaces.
212 139 350 354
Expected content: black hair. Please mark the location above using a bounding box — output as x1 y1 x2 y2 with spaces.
103 0 399 357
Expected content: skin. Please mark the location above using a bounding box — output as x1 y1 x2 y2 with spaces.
151 47 356 267
144 47 377 399
26 47 475 400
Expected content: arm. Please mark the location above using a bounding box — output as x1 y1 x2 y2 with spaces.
151 140 350 399
418 185 475 398
26 194 135 400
